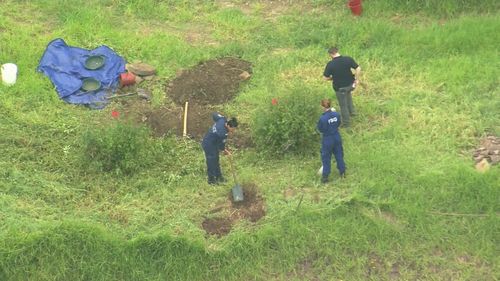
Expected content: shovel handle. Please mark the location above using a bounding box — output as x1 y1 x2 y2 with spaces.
106 93 136 99
227 153 238 184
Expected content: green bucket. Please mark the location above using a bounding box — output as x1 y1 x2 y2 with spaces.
81 78 101 92
84 55 105 70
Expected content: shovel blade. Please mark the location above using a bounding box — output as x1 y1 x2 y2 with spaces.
231 184 244 202
317 165 323 176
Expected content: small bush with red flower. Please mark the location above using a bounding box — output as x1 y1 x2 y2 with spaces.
251 86 320 156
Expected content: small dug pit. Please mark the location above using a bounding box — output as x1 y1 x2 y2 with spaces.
230 183 266 223
202 183 266 237
201 217 233 237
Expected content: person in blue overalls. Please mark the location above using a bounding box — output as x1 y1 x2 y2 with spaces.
317 99 346 183
202 112 238 185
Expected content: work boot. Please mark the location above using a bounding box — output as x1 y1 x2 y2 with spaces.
208 176 217 185
340 172 346 178
321 176 329 183
216 176 227 184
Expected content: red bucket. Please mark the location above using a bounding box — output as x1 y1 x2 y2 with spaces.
348 1 362 16
119 72 135 87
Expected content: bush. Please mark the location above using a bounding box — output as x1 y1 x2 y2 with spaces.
81 122 153 175
251 87 321 156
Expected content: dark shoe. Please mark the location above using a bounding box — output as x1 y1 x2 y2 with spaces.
216 176 227 184
208 176 217 185
340 172 346 178
341 126 352 133
350 112 358 117
321 176 329 183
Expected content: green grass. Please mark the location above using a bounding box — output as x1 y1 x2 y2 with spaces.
0 0 499 280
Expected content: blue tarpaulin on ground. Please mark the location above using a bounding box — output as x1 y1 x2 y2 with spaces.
37 38 126 109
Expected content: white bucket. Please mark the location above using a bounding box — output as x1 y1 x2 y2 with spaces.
1 63 18 86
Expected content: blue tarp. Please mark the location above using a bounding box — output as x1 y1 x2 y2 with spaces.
37 38 126 109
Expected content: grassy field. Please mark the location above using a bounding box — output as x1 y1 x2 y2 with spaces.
0 0 499 280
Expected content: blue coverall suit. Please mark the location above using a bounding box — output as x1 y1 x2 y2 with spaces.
202 113 228 184
317 109 346 179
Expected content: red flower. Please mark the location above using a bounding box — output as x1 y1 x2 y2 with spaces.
271 98 278 105
111 110 120 118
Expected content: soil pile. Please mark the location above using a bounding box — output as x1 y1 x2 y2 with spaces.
167 57 252 105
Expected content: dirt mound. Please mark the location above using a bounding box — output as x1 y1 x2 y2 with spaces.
473 135 500 165
167 57 252 105
118 57 253 145
202 183 266 237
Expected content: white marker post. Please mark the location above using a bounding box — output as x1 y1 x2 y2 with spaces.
183 101 188 137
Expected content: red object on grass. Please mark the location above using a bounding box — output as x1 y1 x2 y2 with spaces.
111 110 120 118
348 0 362 16
119 72 136 87
271 98 278 105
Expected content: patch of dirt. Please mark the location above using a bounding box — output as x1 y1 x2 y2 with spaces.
115 57 253 146
147 103 216 139
202 217 232 237
135 102 252 144
167 57 252 106
202 183 266 237
472 135 500 165
230 183 266 222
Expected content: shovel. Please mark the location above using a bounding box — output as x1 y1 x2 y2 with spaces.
228 153 244 202
106 88 151 100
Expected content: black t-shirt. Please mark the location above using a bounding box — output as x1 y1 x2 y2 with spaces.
323 56 359 90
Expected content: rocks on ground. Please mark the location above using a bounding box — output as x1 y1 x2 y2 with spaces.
473 135 499 172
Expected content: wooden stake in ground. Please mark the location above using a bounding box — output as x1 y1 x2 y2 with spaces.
183 101 188 137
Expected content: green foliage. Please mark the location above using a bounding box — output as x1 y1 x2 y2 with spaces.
252 85 321 156
81 122 153 175
0 0 499 280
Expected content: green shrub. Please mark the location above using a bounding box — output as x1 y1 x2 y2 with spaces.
81 122 152 175
251 87 321 156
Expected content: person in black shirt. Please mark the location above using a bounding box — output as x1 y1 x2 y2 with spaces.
323 46 361 128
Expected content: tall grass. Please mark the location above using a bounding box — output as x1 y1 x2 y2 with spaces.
0 0 498 280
